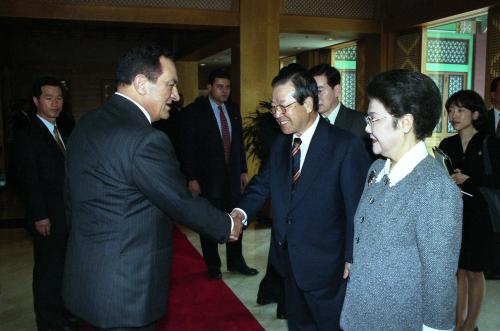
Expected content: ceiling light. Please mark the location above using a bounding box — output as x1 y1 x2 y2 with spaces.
200 63 206 66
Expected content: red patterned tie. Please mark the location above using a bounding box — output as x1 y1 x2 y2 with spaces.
218 105 231 164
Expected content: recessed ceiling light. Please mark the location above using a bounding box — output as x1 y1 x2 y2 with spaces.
200 63 206 66
295 47 302 50
326 37 334 41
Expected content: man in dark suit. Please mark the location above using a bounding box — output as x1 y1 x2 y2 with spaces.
233 70 370 330
487 77 500 137
180 69 258 279
15 77 72 331
62 44 242 331
309 64 373 158
486 76 500 281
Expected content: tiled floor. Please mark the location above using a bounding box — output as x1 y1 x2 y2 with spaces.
1 212 499 330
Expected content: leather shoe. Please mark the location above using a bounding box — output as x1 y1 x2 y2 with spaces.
256 293 274 305
208 269 222 280
228 264 259 276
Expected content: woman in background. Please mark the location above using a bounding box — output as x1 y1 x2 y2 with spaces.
341 69 462 331
439 90 500 331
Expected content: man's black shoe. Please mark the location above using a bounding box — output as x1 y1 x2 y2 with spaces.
228 264 259 276
208 269 222 279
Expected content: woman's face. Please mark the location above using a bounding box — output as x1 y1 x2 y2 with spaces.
447 103 478 132
365 98 404 160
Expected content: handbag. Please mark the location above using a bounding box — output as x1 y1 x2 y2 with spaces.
479 135 500 233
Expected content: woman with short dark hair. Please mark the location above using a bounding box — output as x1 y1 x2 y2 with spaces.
439 90 500 331
341 70 462 330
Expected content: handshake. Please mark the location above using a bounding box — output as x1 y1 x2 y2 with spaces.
228 209 245 242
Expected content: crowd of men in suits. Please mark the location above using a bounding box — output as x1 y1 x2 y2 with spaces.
12 42 500 331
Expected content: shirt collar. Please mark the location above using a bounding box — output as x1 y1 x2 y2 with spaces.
115 92 151 124
325 102 341 124
376 140 428 187
293 112 320 145
36 114 56 132
209 96 225 111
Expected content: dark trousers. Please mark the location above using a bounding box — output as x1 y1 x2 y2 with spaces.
32 232 67 331
281 246 345 331
200 232 244 272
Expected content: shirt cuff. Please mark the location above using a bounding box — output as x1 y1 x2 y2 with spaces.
422 324 454 331
232 208 248 226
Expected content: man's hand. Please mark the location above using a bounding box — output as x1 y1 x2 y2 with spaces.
35 218 51 236
187 180 201 195
228 210 243 242
240 173 248 193
343 262 351 279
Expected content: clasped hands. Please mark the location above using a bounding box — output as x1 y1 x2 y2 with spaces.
228 210 244 242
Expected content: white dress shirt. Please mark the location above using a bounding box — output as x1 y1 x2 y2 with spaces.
115 92 152 124
36 114 66 149
324 102 341 124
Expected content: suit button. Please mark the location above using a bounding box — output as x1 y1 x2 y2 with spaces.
369 197 375 204
278 241 282 246
286 218 292 225
356 237 360 244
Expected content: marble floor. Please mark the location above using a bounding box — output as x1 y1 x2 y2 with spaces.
1 218 500 330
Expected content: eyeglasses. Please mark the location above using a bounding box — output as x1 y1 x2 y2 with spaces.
270 101 297 115
365 114 390 128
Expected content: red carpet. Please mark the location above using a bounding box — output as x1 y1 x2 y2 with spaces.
82 227 264 331
156 227 264 331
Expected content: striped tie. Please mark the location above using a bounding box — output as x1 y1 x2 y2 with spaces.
291 137 302 185
218 105 231 164
53 124 65 155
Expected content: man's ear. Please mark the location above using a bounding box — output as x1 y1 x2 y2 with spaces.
133 74 148 96
334 84 341 99
304 96 314 113
32 96 39 107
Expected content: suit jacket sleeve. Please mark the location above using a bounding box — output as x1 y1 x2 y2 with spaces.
462 135 500 192
238 158 272 222
16 130 48 223
416 176 462 329
340 138 370 262
132 130 231 242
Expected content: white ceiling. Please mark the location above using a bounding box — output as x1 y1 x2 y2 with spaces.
200 32 352 66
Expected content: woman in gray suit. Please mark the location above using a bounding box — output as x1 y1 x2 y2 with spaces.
340 70 463 331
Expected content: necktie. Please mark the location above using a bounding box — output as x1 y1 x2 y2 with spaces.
291 137 302 185
53 124 65 154
496 119 500 138
323 116 330 124
218 105 231 164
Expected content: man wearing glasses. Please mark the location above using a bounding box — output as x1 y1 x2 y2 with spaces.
232 69 369 330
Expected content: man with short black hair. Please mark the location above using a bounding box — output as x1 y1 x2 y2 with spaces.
233 69 369 330
62 45 242 331
488 77 500 137
180 68 258 279
15 76 72 331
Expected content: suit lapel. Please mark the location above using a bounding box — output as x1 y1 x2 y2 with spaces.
289 119 329 210
275 134 293 213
